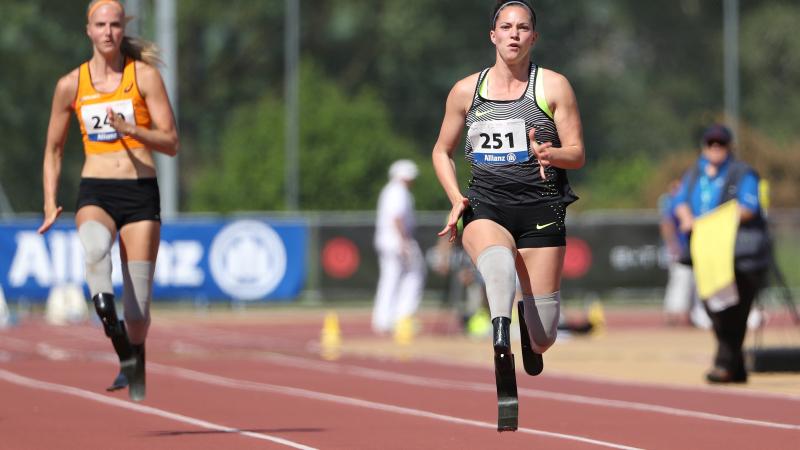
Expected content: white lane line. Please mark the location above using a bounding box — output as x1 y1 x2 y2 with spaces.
33 329 800 431
21 329 800 434
145 362 643 450
0 369 317 450
158 332 800 433
3 336 642 449
539 369 800 402
253 353 800 432
156 323 800 402
391 349 800 402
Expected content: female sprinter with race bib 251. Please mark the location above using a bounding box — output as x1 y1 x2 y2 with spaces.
431 0 584 430
38 0 179 402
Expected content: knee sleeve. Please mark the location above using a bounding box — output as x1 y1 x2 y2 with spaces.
78 221 114 296
122 261 155 344
476 246 516 319
522 291 560 353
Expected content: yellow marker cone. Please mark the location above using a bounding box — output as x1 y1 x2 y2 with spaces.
466 309 491 338
587 301 606 335
320 311 342 360
394 316 414 346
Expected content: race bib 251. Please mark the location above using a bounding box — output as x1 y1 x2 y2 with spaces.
467 118 529 164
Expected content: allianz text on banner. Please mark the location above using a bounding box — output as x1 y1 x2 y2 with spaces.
0 219 307 302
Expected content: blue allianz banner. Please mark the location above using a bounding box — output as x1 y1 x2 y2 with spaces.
0 218 307 302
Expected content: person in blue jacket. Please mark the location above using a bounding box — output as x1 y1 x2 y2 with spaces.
674 124 770 384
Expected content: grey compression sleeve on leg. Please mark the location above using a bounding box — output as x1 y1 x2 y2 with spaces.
476 246 517 319
78 221 114 296
522 292 560 353
122 261 154 344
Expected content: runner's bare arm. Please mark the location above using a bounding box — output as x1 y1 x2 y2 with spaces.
433 76 476 240
39 71 78 234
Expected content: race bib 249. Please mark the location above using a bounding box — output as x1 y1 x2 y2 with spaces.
80 99 136 142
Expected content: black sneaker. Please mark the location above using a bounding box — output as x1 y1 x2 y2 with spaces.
705 367 747 384
106 357 135 392
517 301 544 376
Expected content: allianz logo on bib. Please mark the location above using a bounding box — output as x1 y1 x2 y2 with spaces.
479 153 519 163
89 132 120 142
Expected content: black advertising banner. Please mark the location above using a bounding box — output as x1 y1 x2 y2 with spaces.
314 214 669 301
564 221 668 292
316 223 447 300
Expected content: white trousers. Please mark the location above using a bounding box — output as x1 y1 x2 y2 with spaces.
664 261 716 329
664 262 696 314
372 242 426 333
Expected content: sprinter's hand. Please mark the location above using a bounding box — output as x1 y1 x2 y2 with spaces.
438 198 469 242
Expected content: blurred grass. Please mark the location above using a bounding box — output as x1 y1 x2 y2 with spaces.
773 227 800 287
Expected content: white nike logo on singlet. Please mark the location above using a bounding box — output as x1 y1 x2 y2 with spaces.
536 222 557 230
475 110 494 117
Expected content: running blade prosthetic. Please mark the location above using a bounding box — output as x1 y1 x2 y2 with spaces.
492 317 518 431
128 344 146 402
517 301 544 376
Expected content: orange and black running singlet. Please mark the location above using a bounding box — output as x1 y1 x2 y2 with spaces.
73 57 151 154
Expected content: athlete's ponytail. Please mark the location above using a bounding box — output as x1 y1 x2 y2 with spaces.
121 36 164 67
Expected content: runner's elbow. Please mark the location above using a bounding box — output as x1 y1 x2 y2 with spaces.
563 147 585 169
574 152 586 169
164 134 180 156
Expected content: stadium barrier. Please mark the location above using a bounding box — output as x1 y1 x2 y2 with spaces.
0 217 307 303
312 211 671 301
1 210 797 304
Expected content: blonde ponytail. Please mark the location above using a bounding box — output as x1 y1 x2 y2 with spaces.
121 36 164 67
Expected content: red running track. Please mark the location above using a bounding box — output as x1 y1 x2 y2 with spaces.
1 316 798 450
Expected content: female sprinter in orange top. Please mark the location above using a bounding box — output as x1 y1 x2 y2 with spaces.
38 0 179 402
431 0 584 430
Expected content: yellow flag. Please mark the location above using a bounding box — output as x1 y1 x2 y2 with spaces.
759 180 770 214
691 200 739 300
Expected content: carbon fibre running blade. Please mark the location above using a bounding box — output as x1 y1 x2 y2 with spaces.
518 301 544 376
494 352 518 432
128 346 145 402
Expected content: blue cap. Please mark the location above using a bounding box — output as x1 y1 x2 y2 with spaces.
702 124 733 145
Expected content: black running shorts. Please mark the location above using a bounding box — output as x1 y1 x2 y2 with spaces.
76 178 161 229
462 198 566 248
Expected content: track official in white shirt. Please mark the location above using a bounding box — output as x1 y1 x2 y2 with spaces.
372 160 426 335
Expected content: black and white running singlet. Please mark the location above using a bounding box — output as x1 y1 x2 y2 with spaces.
464 62 578 207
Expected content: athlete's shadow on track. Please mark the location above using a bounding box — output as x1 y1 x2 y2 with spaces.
148 428 325 437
